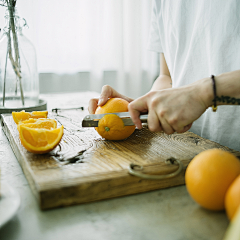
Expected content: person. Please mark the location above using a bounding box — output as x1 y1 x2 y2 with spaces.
88 0 240 152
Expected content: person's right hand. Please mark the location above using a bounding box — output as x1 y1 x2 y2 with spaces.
88 85 134 114
128 78 212 134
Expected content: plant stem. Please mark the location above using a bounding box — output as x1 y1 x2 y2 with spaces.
8 2 24 105
2 42 9 106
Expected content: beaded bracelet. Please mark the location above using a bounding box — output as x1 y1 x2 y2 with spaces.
211 75 217 112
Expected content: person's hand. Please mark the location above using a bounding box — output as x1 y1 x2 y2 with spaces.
128 80 211 134
88 85 134 114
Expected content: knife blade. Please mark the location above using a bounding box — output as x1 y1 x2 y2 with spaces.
82 112 148 127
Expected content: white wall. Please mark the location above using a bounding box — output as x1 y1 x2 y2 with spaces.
0 1 159 98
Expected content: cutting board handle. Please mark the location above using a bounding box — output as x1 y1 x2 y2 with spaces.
128 158 183 180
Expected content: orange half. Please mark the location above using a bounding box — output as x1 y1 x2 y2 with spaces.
19 125 64 154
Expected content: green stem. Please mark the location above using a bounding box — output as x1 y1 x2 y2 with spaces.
8 3 24 105
105 126 110 132
2 43 9 106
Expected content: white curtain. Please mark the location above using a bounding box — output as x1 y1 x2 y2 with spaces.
0 0 158 98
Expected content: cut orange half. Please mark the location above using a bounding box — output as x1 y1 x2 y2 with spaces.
12 111 48 124
19 125 64 154
17 118 57 132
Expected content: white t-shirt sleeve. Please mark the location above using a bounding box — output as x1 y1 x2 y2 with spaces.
147 0 163 53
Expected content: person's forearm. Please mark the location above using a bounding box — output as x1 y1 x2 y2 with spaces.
196 70 240 108
215 70 240 105
151 74 172 91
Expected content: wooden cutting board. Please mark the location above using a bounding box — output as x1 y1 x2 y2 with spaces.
1 110 240 210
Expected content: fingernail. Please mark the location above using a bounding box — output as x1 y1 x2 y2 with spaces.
136 124 142 129
98 98 103 105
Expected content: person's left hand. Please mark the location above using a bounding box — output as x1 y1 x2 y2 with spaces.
88 85 134 114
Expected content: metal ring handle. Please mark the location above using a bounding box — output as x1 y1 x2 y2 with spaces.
128 158 183 180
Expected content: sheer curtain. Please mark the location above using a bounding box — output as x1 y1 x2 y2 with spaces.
0 0 158 98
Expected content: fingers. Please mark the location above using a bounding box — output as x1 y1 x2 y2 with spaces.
88 98 99 114
98 85 112 106
129 94 169 133
89 85 134 114
148 114 190 134
128 96 149 129
147 110 163 132
157 117 175 134
98 85 134 106
175 123 193 133
128 92 191 135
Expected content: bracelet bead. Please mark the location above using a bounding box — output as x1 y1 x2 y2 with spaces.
211 75 217 112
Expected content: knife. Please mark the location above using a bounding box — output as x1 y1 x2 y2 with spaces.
82 112 148 127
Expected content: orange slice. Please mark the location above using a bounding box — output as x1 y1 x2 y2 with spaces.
19 118 42 124
17 118 57 132
12 111 48 124
19 125 64 154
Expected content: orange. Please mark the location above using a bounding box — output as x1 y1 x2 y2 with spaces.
95 98 135 140
18 118 42 124
17 118 57 132
225 175 240 220
12 110 48 124
185 149 240 211
19 125 64 154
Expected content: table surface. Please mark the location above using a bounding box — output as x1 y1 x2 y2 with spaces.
0 92 230 240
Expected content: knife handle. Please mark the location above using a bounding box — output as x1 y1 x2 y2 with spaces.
139 114 148 123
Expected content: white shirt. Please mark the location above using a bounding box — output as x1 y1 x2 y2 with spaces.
147 0 240 151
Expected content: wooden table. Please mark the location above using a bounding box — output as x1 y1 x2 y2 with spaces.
0 92 231 240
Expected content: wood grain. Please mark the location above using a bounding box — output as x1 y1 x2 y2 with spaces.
1 108 240 210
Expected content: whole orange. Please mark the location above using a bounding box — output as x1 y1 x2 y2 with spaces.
95 98 135 140
225 175 240 220
185 149 240 211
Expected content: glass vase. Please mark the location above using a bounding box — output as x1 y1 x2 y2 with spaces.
0 9 39 110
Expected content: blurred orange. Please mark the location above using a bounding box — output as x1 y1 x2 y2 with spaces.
225 175 240 220
185 149 240 211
